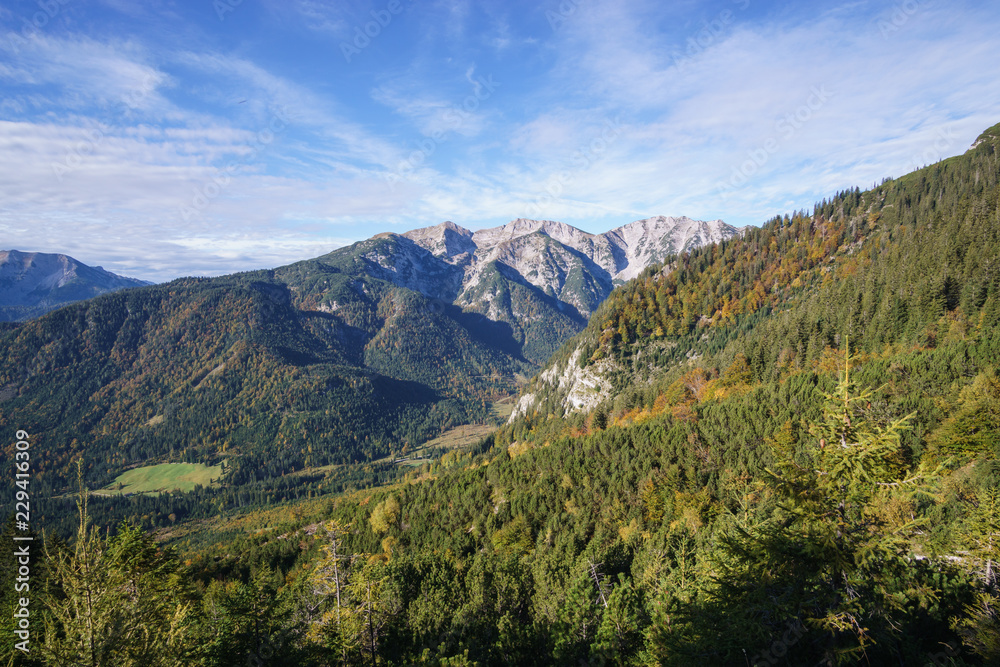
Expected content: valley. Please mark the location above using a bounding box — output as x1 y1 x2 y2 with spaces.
3 124 999 666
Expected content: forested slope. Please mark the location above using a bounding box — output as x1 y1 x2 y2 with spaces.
0 266 521 500
2 123 1000 666
514 121 1000 425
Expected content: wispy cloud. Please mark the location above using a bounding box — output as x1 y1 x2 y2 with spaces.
1 0 998 280
0 33 170 115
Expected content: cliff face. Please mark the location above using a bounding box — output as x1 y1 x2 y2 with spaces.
400 216 737 316
369 216 737 363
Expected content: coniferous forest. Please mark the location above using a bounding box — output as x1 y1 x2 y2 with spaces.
3 124 1000 665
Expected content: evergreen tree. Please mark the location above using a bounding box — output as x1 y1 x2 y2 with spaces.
665 343 957 665
40 477 192 666
956 486 1000 662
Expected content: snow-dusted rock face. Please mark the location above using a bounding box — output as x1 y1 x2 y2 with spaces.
334 216 736 364
361 234 466 301
402 221 476 264
390 216 736 317
0 250 151 321
606 216 734 282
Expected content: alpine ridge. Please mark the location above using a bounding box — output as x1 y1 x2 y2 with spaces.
352 216 736 363
0 250 151 321
0 213 731 506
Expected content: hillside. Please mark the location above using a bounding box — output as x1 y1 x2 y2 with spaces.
75 121 999 666
0 216 727 523
514 125 1000 424
0 250 151 321
5 127 1000 665
286 121 999 665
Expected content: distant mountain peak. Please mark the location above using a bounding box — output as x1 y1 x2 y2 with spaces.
403 221 477 262
338 215 736 362
972 122 1000 149
0 250 151 321
440 220 473 234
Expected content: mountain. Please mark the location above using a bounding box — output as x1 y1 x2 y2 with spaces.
0 215 729 503
0 249 151 321
402 216 735 303
406 215 734 287
350 216 736 363
13 122 998 667
4 125 1000 667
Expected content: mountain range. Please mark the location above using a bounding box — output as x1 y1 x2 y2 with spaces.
335 215 735 363
0 215 732 496
0 250 151 322
2 123 1000 667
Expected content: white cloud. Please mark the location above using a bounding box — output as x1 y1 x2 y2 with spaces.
0 33 170 115
474 0 1000 227
2 1 999 280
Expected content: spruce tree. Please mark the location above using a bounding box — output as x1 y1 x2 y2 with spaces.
40 471 192 667
672 341 955 665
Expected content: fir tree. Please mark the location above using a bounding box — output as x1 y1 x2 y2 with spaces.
40 470 192 666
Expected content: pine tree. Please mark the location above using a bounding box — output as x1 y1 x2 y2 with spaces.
346 560 399 667
40 471 192 666
956 486 1000 662
760 340 925 662
671 340 952 665
306 520 358 663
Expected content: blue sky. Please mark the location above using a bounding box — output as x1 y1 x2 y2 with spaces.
1 0 999 281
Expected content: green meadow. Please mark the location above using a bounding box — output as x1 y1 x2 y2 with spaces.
101 462 222 495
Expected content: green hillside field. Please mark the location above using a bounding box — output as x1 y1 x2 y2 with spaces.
100 462 223 495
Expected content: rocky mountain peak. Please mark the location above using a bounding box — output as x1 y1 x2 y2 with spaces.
403 221 476 262
0 250 151 321
355 215 738 357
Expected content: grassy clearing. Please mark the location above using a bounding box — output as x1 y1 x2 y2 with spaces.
491 399 515 420
410 423 495 455
101 462 222 495
365 423 497 468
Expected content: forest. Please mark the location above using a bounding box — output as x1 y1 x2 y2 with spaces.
2 122 1000 665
